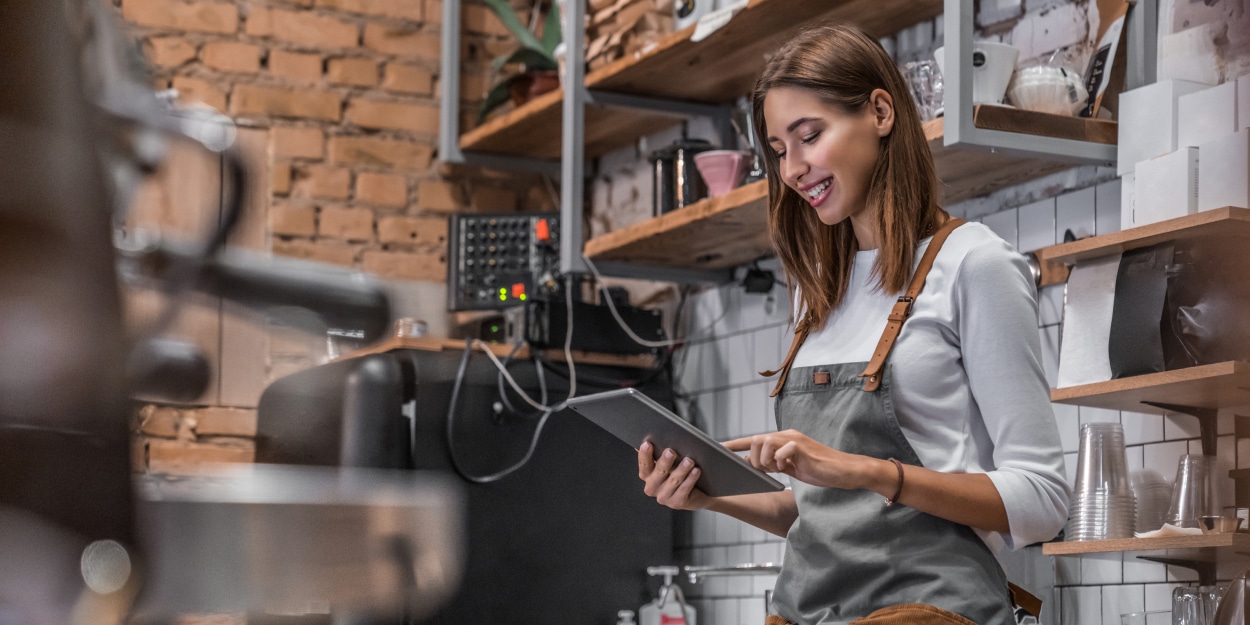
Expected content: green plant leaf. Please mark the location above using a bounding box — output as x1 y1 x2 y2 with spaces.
492 45 558 72
482 0 546 52
540 2 562 55
479 79 515 123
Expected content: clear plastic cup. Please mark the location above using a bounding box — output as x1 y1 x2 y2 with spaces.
1167 455 1218 529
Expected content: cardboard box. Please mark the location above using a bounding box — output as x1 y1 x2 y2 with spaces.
1134 147 1199 225
1198 128 1250 211
1239 74 1249 131
1178 81 1238 148
1120 172 1137 230
1117 79 1210 176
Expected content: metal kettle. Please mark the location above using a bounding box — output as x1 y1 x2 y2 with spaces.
1214 571 1250 625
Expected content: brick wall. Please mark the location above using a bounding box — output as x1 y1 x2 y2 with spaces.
113 0 555 283
113 0 561 480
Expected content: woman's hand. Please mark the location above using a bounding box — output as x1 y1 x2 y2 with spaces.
638 441 711 511
724 429 878 490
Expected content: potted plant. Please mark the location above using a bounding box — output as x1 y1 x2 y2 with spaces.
478 0 562 123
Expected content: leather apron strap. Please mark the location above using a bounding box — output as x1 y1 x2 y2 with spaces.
761 217 966 397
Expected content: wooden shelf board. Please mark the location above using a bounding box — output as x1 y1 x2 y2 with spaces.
583 179 771 269
1042 533 1250 557
459 88 685 159
587 0 940 104
926 105 1118 204
1051 361 1250 413
1037 206 1250 266
343 336 658 369
461 0 941 158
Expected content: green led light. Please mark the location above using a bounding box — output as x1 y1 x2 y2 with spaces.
499 288 506 294
519 294 527 301
499 294 506 301
491 325 499 332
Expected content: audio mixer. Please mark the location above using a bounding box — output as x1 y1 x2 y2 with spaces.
446 213 561 311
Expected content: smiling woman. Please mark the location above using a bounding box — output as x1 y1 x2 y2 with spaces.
632 22 1069 625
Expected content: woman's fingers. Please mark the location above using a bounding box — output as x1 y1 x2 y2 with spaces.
774 440 798 473
670 463 702 504
637 441 655 479
655 457 696 504
642 447 679 497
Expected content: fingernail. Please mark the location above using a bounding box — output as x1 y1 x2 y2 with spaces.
640 441 651 451
663 449 674 459
691 468 700 475
680 458 692 468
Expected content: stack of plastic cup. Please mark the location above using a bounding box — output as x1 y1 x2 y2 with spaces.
1067 423 1136 541
1166 455 1219 529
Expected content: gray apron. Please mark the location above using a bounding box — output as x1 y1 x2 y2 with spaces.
762 218 1016 625
767 363 1015 625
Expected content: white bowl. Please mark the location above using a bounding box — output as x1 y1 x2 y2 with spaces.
1008 66 1088 116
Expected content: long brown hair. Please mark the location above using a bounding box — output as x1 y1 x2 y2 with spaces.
751 23 942 330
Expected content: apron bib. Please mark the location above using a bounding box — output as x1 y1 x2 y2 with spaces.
760 218 1018 625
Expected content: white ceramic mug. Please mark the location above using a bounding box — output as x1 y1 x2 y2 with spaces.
933 42 1020 105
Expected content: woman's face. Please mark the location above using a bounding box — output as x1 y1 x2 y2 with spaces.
763 86 892 227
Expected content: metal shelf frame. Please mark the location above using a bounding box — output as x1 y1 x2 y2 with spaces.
440 0 1155 282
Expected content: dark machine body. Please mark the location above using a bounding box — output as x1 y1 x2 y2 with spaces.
257 349 676 624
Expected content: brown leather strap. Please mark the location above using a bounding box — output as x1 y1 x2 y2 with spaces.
1008 582 1043 618
858 218 965 391
762 316 813 397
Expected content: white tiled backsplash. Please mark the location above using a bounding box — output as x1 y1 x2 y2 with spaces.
666 175 1246 624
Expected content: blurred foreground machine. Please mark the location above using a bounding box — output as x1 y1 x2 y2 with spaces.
257 349 676 624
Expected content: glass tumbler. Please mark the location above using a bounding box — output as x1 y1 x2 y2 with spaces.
902 60 944 122
1172 585 1225 625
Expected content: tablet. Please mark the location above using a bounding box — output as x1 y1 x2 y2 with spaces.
564 388 786 497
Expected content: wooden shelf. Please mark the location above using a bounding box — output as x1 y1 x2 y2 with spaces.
343 336 659 369
1043 533 1250 558
925 105 1118 204
1037 206 1250 267
583 179 770 269
460 0 941 159
1051 361 1250 412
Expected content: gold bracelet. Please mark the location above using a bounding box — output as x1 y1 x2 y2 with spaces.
884 457 905 507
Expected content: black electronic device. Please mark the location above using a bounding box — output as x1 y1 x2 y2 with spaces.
525 298 665 355
447 212 561 311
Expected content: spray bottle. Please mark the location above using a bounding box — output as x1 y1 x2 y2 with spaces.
640 566 696 625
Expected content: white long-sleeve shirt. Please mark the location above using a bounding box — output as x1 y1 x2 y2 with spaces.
791 222 1070 552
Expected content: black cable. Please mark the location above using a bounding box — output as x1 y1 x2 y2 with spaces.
496 338 548 420
445 337 556 484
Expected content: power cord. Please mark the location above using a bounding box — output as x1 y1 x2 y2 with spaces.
442 276 576 483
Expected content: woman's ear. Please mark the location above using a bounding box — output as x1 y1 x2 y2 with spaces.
869 88 895 137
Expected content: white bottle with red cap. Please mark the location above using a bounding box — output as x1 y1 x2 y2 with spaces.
639 566 696 625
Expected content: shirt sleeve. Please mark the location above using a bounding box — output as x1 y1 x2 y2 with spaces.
953 238 1071 550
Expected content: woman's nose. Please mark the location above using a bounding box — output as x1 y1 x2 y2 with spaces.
784 155 809 188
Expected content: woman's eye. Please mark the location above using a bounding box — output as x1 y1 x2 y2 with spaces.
801 132 820 144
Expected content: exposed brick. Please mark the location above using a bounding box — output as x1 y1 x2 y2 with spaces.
346 98 438 134
271 203 317 235
148 439 254 475
272 126 325 159
361 249 446 282
383 63 433 95
122 0 239 34
144 36 197 68
355 172 408 206
424 0 441 24
293 165 351 199
138 405 180 438
416 179 463 211
191 407 258 437
459 70 491 101
329 136 433 171
231 85 341 121
327 57 379 87
172 76 227 111
272 163 293 195
272 239 359 267
470 185 516 211
463 4 509 37
201 41 260 73
315 0 422 21
319 205 375 241
377 215 447 246
246 7 359 48
363 23 440 59
268 49 323 83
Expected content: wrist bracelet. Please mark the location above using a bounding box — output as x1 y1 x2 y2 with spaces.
884 457 904 507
